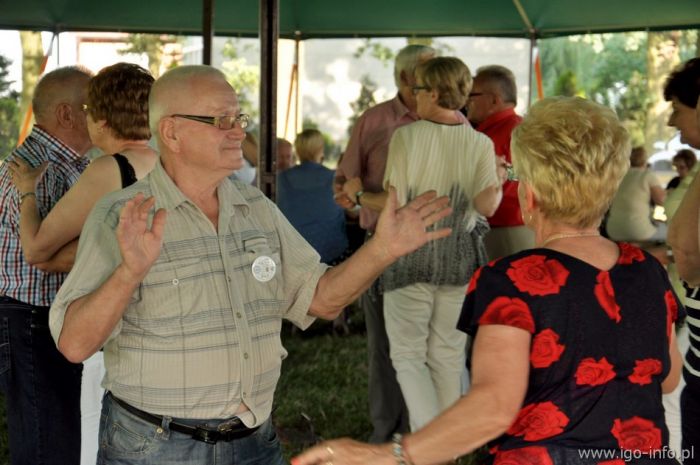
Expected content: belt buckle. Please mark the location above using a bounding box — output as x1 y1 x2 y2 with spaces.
192 425 219 444
217 422 233 434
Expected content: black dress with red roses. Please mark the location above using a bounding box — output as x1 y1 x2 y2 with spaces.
458 243 683 465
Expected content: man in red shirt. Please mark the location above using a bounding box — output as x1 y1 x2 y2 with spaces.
467 65 533 259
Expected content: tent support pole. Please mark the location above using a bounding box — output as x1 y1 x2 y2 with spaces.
202 0 214 64
528 35 535 106
259 0 278 199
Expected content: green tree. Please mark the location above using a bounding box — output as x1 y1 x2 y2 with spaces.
221 39 260 121
19 31 43 135
0 54 20 158
553 70 580 96
119 34 180 77
347 75 377 137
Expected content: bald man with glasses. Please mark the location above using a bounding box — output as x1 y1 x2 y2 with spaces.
48 65 453 465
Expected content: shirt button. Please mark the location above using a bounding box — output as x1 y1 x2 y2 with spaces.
236 312 242 318
156 427 164 434
172 278 179 286
243 352 249 359
242 392 247 397
227 276 232 282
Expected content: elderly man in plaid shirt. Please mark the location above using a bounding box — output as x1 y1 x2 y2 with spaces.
49 65 452 465
0 66 93 465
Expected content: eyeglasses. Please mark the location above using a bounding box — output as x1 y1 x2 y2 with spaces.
170 113 250 130
411 86 431 95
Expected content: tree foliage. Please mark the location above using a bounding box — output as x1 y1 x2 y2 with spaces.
119 34 181 77
347 74 377 138
538 30 698 147
0 54 20 159
221 39 260 121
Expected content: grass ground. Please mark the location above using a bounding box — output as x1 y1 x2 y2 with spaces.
0 309 480 464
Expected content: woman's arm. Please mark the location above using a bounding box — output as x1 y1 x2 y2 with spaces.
14 155 122 264
662 328 682 394
650 185 666 207
34 239 79 273
668 173 700 285
292 324 531 465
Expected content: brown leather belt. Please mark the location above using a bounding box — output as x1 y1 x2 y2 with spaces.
108 393 260 444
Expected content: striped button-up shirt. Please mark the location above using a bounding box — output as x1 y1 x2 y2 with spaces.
50 161 327 426
0 127 89 306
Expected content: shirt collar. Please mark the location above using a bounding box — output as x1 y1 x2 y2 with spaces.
390 93 419 121
476 107 518 132
149 161 251 217
30 126 86 166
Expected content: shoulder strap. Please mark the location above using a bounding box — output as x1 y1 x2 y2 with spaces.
113 153 138 188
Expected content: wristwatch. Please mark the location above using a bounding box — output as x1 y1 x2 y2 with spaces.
355 190 364 205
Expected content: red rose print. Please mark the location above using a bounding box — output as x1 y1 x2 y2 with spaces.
494 446 554 465
611 417 662 452
594 271 621 323
530 329 566 368
665 290 678 339
575 357 616 386
617 242 645 265
506 255 570 296
467 266 483 295
479 297 535 333
628 359 662 386
507 401 570 441
598 461 626 465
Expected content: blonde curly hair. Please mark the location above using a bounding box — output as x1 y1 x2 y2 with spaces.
512 97 630 228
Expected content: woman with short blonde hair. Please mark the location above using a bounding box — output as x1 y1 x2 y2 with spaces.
294 129 325 163
295 97 683 465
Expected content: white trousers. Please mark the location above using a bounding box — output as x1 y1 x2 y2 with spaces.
663 323 690 459
80 351 105 465
384 283 467 431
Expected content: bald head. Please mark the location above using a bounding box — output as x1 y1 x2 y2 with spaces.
149 65 232 141
32 66 92 125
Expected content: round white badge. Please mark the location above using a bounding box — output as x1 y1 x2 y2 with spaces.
251 255 276 282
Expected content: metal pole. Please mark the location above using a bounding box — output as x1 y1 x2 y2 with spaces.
528 35 535 107
259 0 278 200
202 0 214 65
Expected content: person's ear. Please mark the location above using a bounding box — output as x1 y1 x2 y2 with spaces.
523 182 537 209
399 70 410 87
95 119 108 133
55 102 74 129
429 88 440 103
159 117 180 152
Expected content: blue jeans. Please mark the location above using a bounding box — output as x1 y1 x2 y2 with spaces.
97 394 286 465
0 296 83 465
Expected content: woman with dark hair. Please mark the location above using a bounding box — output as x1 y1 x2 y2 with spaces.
667 149 697 190
9 62 157 263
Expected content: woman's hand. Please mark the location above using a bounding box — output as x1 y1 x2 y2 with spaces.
7 158 48 194
292 439 395 465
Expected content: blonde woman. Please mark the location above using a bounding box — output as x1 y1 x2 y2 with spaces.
295 97 682 465
277 129 348 265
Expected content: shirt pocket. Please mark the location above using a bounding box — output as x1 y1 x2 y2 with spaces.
234 235 284 314
134 257 209 321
